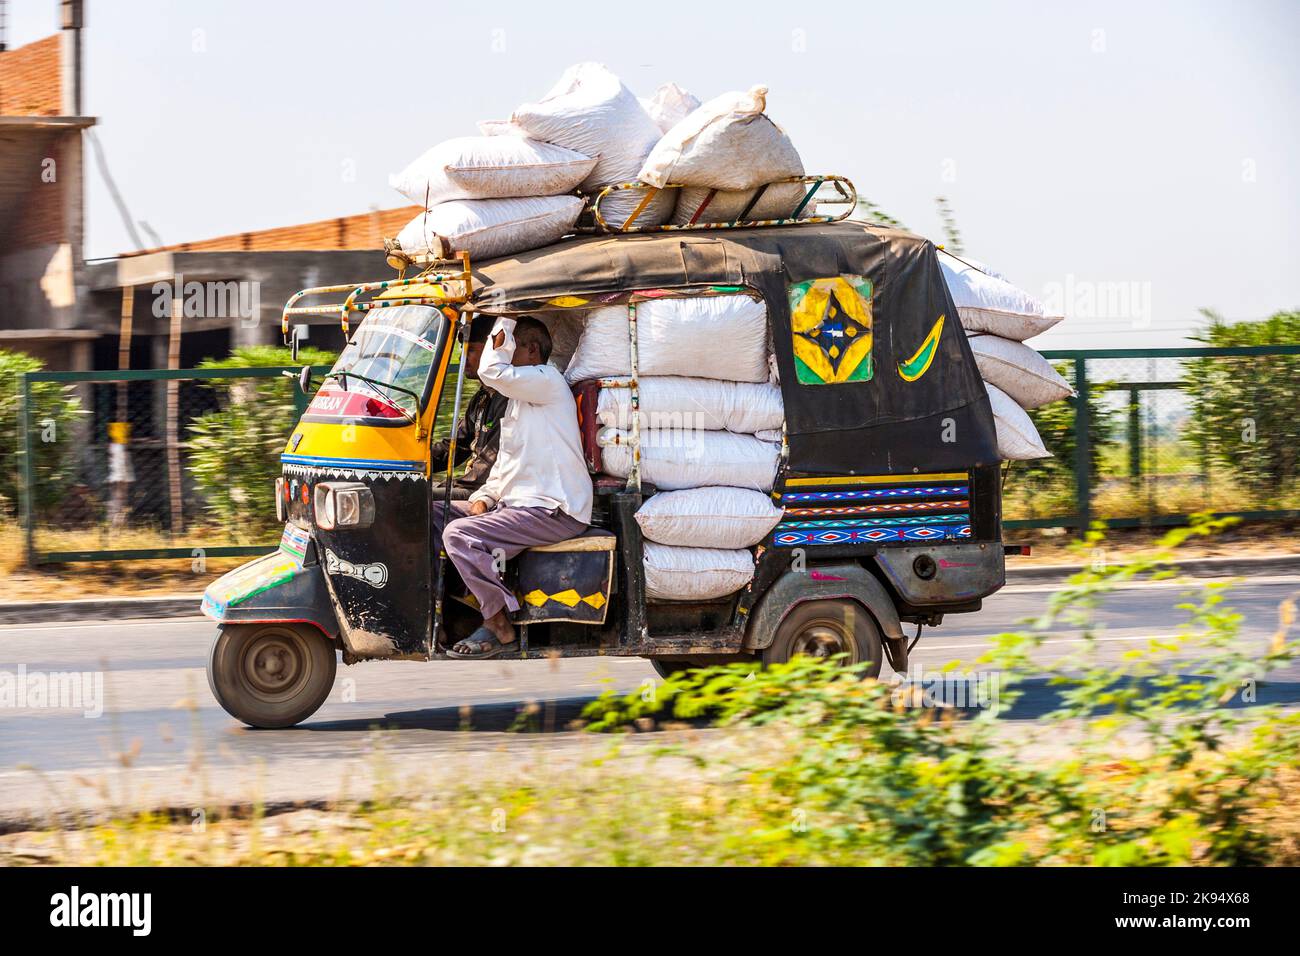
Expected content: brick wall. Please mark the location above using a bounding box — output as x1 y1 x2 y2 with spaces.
0 35 62 116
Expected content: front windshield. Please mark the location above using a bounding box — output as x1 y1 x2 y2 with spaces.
330 305 449 415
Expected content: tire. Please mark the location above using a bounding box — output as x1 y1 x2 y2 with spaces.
762 599 883 677
207 623 337 728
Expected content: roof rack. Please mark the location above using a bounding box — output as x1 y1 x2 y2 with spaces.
279 251 473 340
589 174 857 233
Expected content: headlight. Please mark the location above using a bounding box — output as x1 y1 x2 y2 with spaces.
313 482 374 530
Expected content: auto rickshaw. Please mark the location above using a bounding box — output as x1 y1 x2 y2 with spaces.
203 191 1011 728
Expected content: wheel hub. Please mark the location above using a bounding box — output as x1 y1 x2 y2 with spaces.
242 632 308 697
791 622 856 662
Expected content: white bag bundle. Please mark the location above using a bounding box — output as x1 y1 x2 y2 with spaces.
394 196 583 260
388 136 597 207
643 542 755 602
639 86 804 191
985 383 1051 460
598 427 780 492
511 62 674 227
640 82 700 134
938 249 1063 341
671 181 813 226
565 296 769 384
968 334 1074 410
596 377 784 434
635 486 784 549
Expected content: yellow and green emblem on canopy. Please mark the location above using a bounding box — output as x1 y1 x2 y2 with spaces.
788 275 874 385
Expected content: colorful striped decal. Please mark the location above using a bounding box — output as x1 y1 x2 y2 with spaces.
772 472 971 547
280 453 422 472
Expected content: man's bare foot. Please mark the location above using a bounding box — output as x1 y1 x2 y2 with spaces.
482 609 516 645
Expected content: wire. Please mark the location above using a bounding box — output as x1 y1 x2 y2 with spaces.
86 128 147 251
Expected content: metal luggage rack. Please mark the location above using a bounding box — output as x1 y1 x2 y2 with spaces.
279 251 473 340
588 173 857 233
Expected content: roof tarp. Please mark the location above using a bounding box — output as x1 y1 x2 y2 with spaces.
469 222 999 476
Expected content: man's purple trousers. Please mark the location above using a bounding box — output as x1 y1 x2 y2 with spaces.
432 501 588 620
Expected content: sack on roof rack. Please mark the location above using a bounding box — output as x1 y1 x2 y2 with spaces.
639 85 804 191
388 135 596 206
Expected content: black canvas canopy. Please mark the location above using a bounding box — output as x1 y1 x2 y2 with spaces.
470 221 999 476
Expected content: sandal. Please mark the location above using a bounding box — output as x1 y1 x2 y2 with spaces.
446 626 514 660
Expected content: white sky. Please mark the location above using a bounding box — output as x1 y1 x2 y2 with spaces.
11 0 1299 348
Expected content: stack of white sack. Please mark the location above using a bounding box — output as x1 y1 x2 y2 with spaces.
565 296 770 384
389 135 592 260
494 62 676 229
639 85 811 226
562 294 785 601
938 250 1073 461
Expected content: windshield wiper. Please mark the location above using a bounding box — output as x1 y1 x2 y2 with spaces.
322 370 421 426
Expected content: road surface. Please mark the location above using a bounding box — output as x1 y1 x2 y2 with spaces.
2 575 1298 826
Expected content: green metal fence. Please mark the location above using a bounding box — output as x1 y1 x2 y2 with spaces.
15 366 325 564
1004 345 1300 531
12 347 1300 563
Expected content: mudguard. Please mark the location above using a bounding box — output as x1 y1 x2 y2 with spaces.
744 561 907 667
200 537 340 640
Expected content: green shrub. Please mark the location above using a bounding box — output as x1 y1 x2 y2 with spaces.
1185 310 1300 500
584 518 1300 865
0 349 84 517
187 345 335 536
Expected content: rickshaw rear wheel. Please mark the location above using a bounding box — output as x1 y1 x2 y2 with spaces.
207 623 337 729
762 599 883 677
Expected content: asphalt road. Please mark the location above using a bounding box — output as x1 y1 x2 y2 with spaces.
2 575 1298 826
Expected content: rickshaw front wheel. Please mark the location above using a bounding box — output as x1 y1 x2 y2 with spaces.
762 599 883 677
207 623 337 729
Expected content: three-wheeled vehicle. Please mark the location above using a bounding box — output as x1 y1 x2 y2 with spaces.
203 190 1010 728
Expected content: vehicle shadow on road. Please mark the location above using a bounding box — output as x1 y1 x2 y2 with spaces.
982 676 1300 720
301 695 642 734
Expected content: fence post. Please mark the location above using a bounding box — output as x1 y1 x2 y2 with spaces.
1127 386 1141 488
1073 357 1091 536
19 373 35 567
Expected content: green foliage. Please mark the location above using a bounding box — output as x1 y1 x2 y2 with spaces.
0 349 84 516
1185 310 1300 499
934 195 964 255
1020 361 1118 497
584 517 1300 865
186 346 336 535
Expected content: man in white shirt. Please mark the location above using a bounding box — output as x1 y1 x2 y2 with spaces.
434 315 593 659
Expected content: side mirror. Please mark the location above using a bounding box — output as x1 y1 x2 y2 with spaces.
290 326 301 362
297 365 312 395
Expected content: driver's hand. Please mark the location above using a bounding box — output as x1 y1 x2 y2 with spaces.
468 499 489 516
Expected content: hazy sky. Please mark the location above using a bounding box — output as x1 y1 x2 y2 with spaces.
11 0 1299 347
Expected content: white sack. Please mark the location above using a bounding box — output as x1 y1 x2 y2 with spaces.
753 427 783 443
938 249 1063 341
636 486 784 549
643 542 755 602
671 181 813 226
639 85 804 191
595 377 784 434
512 62 673 227
565 296 769 384
640 82 700 134
985 383 1051 460
388 136 596 207
598 427 780 492
394 196 582 260
968 334 1074 410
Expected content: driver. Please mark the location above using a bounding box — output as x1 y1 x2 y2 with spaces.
431 316 592 660
430 315 509 497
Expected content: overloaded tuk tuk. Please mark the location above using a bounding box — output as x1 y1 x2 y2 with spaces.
203 212 1010 728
